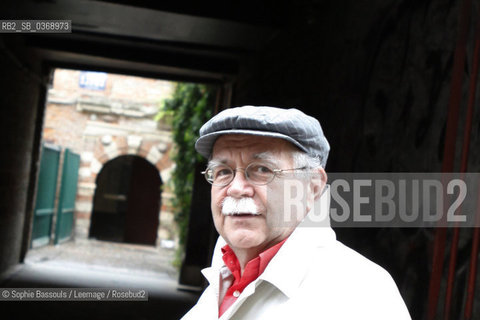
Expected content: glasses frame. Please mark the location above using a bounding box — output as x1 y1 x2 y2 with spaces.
201 161 307 187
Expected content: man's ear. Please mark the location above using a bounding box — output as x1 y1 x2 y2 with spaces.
306 167 327 212
311 167 327 201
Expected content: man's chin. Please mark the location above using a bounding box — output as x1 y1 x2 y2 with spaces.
226 232 264 250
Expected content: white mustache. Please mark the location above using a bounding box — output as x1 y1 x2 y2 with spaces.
222 197 259 216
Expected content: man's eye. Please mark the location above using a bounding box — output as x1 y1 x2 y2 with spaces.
215 168 232 177
250 164 273 174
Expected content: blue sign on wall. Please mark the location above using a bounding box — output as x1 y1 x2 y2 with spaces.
79 71 107 90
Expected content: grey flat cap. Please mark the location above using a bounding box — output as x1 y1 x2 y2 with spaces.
195 106 330 167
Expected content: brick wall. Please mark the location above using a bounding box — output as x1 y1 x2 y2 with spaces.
53 69 173 103
43 104 89 153
43 68 177 247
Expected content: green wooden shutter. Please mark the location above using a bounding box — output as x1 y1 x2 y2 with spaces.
54 148 80 244
31 144 61 247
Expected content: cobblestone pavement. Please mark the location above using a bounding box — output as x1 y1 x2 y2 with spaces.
24 238 179 280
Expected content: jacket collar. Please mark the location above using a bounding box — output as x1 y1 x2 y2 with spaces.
258 185 335 298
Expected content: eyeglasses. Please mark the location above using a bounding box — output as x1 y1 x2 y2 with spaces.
202 162 307 187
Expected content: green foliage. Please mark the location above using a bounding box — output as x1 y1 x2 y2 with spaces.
157 82 214 262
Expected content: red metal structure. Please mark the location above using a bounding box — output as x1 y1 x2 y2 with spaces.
427 0 480 319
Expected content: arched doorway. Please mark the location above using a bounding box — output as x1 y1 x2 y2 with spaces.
89 155 162 245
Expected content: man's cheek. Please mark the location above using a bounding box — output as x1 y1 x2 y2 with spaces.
211 196 223 212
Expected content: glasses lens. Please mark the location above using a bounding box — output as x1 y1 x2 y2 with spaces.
209 165 234 186
246 163 275 185
204 169 214 183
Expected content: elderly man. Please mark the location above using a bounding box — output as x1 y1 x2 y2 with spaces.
181 106 411 319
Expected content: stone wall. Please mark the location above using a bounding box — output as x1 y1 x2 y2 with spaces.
0 36 45 274
234 0 475 172
231 0 480 318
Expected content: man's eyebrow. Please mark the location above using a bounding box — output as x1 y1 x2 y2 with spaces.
207 159 227 167
208 152 277 167
253 152 277 162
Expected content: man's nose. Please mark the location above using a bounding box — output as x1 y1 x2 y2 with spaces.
226 169 254 198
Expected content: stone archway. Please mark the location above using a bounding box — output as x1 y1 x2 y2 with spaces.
89 155 162 245
75 130 175 246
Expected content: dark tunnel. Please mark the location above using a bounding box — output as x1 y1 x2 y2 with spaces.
1 1 480 319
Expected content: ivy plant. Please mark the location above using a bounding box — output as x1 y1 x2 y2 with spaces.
156 82 214 265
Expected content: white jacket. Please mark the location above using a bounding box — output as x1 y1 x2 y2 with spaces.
181 188 412 320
